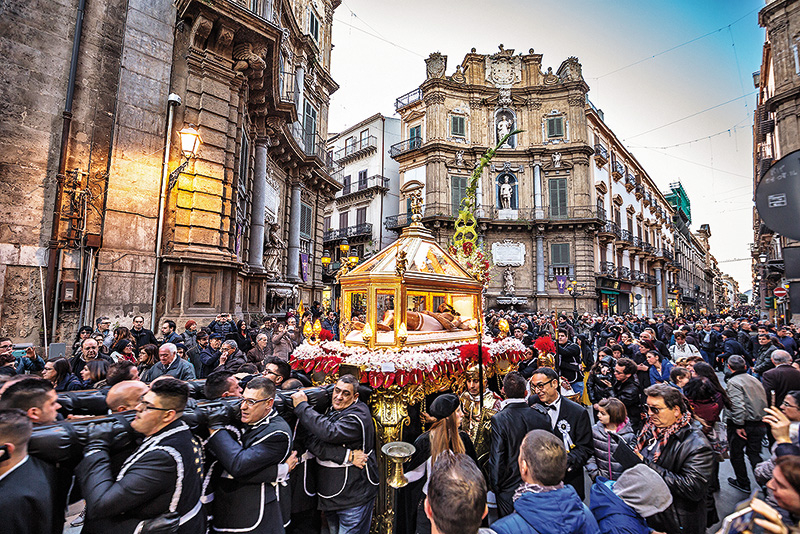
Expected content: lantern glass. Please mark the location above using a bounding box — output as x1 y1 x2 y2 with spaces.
179 125 202 159
339 239 350 255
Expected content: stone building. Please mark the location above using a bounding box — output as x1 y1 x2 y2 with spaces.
753 0 800 323
0 0 340 344
588 102 677 317
323 113 401 262
388 46 601 313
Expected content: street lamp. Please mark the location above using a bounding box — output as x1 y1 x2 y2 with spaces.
567 280 584 318
323 241 361 314
168 124 203 190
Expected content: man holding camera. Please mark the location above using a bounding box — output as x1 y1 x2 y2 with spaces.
76 378 205 533
206 376 294 533
201 334 225 378
208 313 235 337
0 408 59 534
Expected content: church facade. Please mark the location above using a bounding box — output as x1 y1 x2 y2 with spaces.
388 46 603 313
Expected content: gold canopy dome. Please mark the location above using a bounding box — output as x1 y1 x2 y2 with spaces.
338 200 482 349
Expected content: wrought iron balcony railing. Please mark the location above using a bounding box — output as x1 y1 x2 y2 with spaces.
395 88 423 110
389 137 423 158
323 223 373 243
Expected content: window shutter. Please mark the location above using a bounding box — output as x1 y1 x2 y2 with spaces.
451 116 465 137
339 211 348 231
551 243 570 265
451 176 467 215
547 117 564 138
300 202 313 239
549 178 567 217
356 207 366 226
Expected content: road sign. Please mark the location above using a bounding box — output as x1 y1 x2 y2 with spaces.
774 287 788 298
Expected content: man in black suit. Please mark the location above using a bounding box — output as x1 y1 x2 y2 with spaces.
762 350 800 407
488 372 551 517
0 408 58 534
527 367 592 499
206 376 293 534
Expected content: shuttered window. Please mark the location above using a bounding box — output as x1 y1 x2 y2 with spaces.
451 176 468 215
551 243 570 265
549 178 567 218
547 116 564 138
451 116 465 138
300 202 313 239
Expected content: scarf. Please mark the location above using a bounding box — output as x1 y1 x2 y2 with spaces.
635 410 691 461
513 481 564 502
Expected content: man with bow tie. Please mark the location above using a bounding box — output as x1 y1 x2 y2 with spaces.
527 367 592 499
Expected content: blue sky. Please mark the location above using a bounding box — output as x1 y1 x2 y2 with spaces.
327 0 765 289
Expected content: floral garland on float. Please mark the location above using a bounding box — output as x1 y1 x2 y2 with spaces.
290 336 527 390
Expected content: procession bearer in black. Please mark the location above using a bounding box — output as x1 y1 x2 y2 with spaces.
76 378 205 534
292 374 379 534
206 376 293 534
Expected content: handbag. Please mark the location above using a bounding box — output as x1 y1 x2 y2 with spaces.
709 421 729 460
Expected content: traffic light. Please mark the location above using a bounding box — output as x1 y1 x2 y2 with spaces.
765 296 775 309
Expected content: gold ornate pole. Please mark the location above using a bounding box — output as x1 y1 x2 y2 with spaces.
370 385 420 533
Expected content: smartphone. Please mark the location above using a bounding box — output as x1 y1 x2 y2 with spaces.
720 489 758 534
11 349 27 359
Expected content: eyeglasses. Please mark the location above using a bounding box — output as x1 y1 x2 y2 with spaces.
241 397 272 408
137 396 175 413
530 379 556 391
646 405 665 414
782 401 798 409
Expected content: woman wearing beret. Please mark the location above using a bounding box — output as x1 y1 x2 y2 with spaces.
399 393 477 534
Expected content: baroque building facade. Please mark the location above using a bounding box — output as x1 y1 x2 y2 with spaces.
388 46 600 313
588 103 677 317
753 0 800 323
0 0 340 344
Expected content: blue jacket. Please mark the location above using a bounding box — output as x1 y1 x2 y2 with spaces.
15 354 45 375
492 486 599 534
649 359 673 384
589 478 651 534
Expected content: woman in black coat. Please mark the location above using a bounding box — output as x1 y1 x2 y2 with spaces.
231 319 253 354
398 394 477 534
635 383 715 534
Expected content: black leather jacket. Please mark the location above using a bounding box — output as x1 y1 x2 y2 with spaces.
612 376 641 422
294 400 379 512
206 410 293 533
641 420 714 534
488 401 550 497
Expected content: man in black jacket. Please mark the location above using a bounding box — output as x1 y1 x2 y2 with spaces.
200 334 224 378
488 372 550 517
717 329 745 370
131 315 158 351
76 378 205 533
556 328 583 395
292 375 379 534
206 376 293 533
527 367 592 500
0 408 58 534
613 358 643 433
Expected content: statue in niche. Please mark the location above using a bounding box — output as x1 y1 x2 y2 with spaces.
552 152 562 168
496 113 512 147
503 268 515 296
499 176 513 210
455 150 465 166
263 222 285 279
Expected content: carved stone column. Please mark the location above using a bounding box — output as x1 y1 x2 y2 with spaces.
533 161 543 218
287 180 302 281
536 232 546 295
248 138 269 270
655 267 663 309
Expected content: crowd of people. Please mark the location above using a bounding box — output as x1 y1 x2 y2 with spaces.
1 306 800 534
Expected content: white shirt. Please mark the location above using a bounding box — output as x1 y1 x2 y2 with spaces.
546 395 562 430
500 398 528 410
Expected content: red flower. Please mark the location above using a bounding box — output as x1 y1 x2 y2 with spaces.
463 241 474 255
466 262 473 269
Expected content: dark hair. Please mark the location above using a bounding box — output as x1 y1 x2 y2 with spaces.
775 455 800 497
264 356 291 383
96 317 110 327
205 371 237 399
106 361 137 387
557 328 569 337
502 372 527 399
162 320 176 332
0 378 54 412
246 376 276 399
644 383 690 413
786 390 800 407
133 315 144 323
427 452 487 534
75 326 93 341
49 358 72 386
674 331 686 340
138 344 158 367
670 366 691 383
682 377 717 402
722 329 737 338
727 355 747 372
337 373 360 393
84 360 109 385
615 357 637 376
150 378 189 412
239 363 258 374
610 344 624 354
598 397 627 426
0 409 32 448
519 429 566 486
531 366 558 382
692 362 731 408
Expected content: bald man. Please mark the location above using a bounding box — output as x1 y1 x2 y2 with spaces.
105 381 148 413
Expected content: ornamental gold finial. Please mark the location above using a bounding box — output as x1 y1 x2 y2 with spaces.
410 190 423 222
